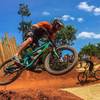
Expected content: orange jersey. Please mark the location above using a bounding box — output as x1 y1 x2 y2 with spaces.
37 21 52 30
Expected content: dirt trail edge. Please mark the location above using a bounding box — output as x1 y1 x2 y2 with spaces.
0 69 99 100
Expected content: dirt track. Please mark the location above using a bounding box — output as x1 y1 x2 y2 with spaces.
0 67 100 99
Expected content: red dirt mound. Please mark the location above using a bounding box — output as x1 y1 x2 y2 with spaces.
0 67 100 99
0 89 83 100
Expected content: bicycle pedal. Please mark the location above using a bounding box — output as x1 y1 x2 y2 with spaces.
34 67 42 72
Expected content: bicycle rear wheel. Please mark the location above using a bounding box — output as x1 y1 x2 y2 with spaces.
94 70 100 80
0 58 22 85
77 72 87 83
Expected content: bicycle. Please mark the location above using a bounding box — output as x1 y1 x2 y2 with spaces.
77 60 100 83
0 37 78 85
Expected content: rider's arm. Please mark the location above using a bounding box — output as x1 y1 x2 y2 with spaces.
15 37 33 56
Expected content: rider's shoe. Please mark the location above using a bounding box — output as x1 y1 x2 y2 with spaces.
13 55 20 63
5 66 20 73
34 66 42 72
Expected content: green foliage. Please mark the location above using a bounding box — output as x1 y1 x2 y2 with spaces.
18 20 32 34
18 3 32 40
56 25 77 45
18 4 31 17
95 43 100 58
79 43 100 58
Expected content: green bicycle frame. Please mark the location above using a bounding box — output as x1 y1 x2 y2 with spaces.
22 40 59 68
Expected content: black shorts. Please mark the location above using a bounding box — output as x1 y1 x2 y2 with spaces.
25 28 48 46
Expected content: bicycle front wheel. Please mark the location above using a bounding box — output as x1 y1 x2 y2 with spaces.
0 58 22 85
94 70 100 80
77 72 87 83
45 45 78 75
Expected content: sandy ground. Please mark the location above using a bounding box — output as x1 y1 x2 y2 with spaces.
61 83 100 100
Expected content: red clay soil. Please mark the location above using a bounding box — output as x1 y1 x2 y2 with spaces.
0 67 100 100
0 89 83 100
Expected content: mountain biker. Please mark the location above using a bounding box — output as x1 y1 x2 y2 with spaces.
14 19 64 65
82 55 94 73
85 59 94 73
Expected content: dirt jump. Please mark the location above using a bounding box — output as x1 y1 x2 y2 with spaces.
0 65 100 100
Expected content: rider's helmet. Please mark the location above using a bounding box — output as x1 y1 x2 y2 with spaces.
51 19 64 31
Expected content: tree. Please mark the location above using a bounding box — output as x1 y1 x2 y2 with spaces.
18 4 31 20
56 25 77 46
79 43 100 59
18 20 32 35
96 43 100 50
95 43 100 58
18 3 32 40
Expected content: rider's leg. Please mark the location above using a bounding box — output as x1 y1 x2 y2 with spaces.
89 62 94 77
15 37 33 62
16 37 33 56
